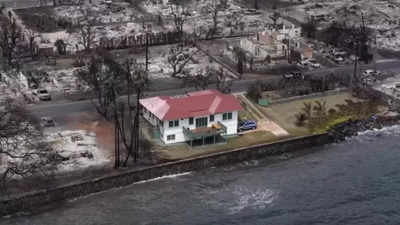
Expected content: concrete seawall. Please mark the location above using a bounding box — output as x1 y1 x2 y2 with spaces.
0 133 332 216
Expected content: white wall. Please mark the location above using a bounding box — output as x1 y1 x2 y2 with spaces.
159 111 239 144
219 111 238 135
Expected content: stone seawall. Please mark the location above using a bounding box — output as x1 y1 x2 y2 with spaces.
0 133 332 216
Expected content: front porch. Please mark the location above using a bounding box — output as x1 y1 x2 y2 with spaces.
183 122 227 147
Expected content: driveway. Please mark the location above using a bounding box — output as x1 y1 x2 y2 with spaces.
234 92 289 137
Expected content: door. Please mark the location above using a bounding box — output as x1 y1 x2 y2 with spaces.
195 117 208 128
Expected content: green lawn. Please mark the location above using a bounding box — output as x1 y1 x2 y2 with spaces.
256 92 361 136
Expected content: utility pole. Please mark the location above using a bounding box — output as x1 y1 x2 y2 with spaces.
145 32 149 72
352 42 358 88
144 24 152 72
373 33 377 71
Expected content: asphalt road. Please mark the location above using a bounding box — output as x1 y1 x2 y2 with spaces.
29 59 400 125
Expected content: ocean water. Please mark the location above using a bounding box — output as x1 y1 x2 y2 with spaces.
1 125 400 225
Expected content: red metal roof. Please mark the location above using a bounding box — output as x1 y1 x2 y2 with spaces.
139 90 243 121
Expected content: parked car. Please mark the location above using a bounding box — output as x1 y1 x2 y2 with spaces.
33 89 51 101
283 73 294 79
305 59 321 68
40 117 55 127
362 69 381 77
238 120 257 132
283 71 303 80
296 61 308 68
349 55 358 61
334 56 344 63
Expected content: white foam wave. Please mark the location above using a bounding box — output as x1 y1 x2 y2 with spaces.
347 124 400 142
229 186 278 214
134 172 192 184
68 172 192 202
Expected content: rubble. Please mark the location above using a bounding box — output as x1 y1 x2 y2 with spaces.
45 130 110 172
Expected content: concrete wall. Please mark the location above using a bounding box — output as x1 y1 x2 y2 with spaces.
0 133 333 216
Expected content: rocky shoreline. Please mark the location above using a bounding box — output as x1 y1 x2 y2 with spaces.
329 114 400 141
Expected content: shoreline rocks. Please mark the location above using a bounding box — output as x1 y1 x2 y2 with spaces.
328 115 400 141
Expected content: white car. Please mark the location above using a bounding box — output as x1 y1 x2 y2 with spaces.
362 69 381 77
334 56 344 63
306 59 321 68
33 89 51 101
297 61 308 68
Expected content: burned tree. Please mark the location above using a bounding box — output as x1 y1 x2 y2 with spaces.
170 4 186 43
77 51 120 121
167 44 198 77
270 5 280 28
113 60 150 166
0 17 22 67
77 9 96 51
206 0 222 39
78 51 151 167
215 67 233 93
233 46 246 77
0 99 54 187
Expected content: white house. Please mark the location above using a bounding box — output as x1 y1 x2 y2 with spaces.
139 90 243 145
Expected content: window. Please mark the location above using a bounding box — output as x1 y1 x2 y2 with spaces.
195 117 208 128
209 115 214 122
169 120 179 128
189 117 194 125
167 135 175 141
223 112 232 120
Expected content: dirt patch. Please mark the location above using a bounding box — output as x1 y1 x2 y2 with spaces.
64 112 115 161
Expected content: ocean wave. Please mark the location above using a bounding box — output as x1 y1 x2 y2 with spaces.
133 172 192 184
228 186 278 215
347 124 400 142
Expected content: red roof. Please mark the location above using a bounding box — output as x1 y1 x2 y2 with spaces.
139 90 243 121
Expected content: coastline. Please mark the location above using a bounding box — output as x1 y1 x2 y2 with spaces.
328 114 400 141
0 133 332 217
1 114 399 217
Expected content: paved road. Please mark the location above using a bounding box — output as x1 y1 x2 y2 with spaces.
30 78 258 124
29 59 400 124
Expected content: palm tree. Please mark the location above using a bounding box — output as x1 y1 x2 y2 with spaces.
301 102 313 119
313 100 327 118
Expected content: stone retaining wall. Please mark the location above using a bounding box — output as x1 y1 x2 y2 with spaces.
0 133 332 216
